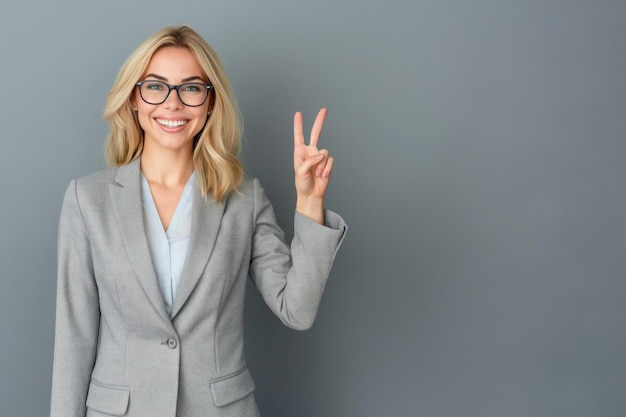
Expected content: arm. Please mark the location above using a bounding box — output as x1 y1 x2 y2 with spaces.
249 179 346 330
50 180 100 417
249 109 346 330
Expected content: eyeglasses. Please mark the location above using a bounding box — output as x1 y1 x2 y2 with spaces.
136 80 213 107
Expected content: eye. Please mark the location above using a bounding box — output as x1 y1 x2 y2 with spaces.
181 83 203 93
145 81 166 91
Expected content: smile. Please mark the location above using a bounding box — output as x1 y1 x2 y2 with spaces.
156 118 188 128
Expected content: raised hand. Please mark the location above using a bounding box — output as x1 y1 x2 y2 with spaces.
293 108 334 224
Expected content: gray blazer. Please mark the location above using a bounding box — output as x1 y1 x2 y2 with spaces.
50 159 346 417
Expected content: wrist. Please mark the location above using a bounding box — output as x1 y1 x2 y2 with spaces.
296 196 325 224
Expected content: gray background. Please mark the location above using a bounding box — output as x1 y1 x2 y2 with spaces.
1 0 625 416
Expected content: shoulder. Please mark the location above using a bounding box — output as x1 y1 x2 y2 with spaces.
74 166 118 188
232 176 271 202
221 176 270 212
236 176 259 195
63 165 126 207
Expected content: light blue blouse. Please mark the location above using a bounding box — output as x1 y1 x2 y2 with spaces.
141 173 195 315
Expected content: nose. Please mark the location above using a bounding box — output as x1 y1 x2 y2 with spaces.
163 87 184 109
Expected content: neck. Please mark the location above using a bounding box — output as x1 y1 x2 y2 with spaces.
140 143 194 187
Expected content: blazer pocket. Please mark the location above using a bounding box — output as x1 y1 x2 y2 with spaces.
210 366 256 407
86 379 130 416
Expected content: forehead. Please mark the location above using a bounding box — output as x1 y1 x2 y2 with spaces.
144 46 205 80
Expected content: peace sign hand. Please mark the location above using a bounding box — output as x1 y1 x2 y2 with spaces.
293 108 334 224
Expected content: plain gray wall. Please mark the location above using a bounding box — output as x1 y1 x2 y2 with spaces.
1 0 625 416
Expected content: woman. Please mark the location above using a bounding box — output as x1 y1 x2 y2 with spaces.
51 25 346 417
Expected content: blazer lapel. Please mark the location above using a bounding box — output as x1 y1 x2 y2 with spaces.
170 186 224 318
109 159 171 323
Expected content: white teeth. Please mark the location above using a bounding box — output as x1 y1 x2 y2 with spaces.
156 119 187 128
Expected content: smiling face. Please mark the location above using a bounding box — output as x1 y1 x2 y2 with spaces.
134 46 211 155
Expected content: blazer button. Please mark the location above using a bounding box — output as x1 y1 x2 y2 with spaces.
167 338 178 349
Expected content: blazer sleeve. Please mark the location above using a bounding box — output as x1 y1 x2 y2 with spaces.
50 180 100 417
248 178 347 330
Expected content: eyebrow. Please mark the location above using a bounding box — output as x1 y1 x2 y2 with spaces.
143 73 206 83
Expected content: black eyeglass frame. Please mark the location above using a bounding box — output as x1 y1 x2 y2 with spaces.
135 80 213 107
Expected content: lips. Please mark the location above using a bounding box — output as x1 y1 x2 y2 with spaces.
156 118 188 128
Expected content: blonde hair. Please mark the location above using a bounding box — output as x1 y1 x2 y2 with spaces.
104 25 243 201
